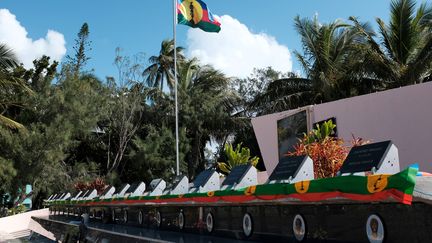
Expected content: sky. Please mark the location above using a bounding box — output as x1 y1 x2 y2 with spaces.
0 0 397 80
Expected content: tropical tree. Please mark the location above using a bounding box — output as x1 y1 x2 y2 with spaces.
0 44 28 129
232 67 293 115
249 73 313 115
176 58 240 178
104 51 147 175
143 39 185 91
66 22 92 77
350 0 432 87
251 16 368 114
3 54 109 208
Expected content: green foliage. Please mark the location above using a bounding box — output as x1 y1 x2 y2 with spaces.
67 22 92 76
126 125 188 183
0 43 29 129
172 58 241 178
217 143 259 175
0 157 16 193
304 120 337 144
0 43 18 70
103 50 147 174
251 0 432 114
289 121 347 178
7 204 27 216
143 39 185 91
0 53 108 208
350 0 432 86
250 15 369 114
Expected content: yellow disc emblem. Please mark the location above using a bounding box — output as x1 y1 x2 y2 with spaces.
178 194 184 198
295 181 310 194
207 191 215 197
367 174 389 193
179 0 204 24
244 186 256 196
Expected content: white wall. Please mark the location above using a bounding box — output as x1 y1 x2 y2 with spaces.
0 208 49 234
253 82 432 175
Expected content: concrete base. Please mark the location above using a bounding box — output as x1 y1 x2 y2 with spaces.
0 208 53 240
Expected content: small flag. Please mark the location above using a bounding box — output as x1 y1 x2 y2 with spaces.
177 0 221 33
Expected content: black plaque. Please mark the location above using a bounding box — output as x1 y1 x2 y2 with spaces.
222 164 252 186
100 186 114 196
126 182 141 194
150 179 163 190
192 170 215 188
268 156 307 181
81 190 91 198
339 140 392 174
113 184 129 194
277 111 307 160
72 191 82 198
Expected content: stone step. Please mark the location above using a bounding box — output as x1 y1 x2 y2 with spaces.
9 229 31 239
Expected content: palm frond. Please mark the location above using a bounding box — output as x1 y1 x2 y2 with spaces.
0 44 18 71
388 0 417 64
349 16 384 55
0 114 24 129
404 35 432 82
413 1 432 27
249 77 313 113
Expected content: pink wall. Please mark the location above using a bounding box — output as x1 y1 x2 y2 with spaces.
253 82 432 175
313 82 432 172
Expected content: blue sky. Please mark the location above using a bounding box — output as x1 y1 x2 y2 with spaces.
1 0 396 80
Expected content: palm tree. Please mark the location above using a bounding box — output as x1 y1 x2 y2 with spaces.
143 39 185 91
0 44 18 71
250 75 314 115
177 59 240 177
351 0 432 87
251 16 367 114
0 43 26 129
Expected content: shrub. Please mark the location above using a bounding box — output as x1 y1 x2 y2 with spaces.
217 143 259 175
288 120 368 179
73 177 106 194
7 204 27 216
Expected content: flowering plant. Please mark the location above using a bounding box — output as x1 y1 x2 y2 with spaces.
288 120 369 179
73 177 106 194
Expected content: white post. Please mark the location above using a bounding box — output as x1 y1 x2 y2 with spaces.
173 0 180 176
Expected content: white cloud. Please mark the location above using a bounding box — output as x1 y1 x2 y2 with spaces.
186 15 292 78
0 9 66 68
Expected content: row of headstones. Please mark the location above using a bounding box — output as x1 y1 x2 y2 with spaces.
45 166 251 202
46 140 400 202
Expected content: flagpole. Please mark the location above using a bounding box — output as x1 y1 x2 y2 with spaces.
173 0 180 176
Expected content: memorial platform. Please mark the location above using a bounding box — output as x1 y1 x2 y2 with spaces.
44 141 432 242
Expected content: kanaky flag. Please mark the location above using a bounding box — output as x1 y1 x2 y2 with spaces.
177 0 221 33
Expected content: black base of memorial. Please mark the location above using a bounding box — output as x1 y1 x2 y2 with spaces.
50 202 432 242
